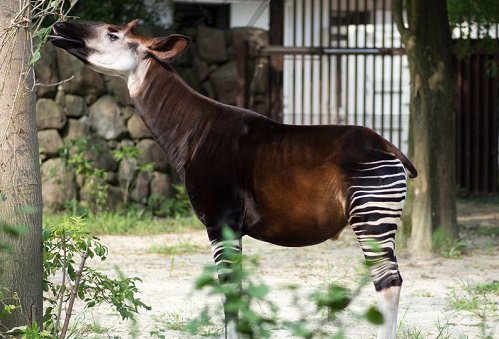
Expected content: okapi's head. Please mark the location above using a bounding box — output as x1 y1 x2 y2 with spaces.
49 20 191 78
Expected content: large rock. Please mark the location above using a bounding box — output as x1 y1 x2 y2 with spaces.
127 114 151 139
56 48 106 96
231 27 269 52
197 26 228 63
193 57 210 82
79 182 124 212
63 118 90 142
118 157 138 183
35 43 59 98
209 61 239 105
36 98 66 130
131 171 150 203
89 96 127 140
107 185 125 211
38 129 63 158
85 138 119 172
41 158 76 211
150 171 171 198
65 94 87 118
137 139 168 172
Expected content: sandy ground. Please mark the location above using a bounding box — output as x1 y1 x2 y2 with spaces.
69 200 499 339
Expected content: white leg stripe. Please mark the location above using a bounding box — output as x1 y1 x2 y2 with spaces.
356 230 397 238
350 217 402 228
357 163 405 172
350 192 406 206
349 179 408 190
359 159 401 165
350 201 405 214
351 172 406 179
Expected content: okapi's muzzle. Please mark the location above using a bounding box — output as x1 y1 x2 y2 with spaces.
49 22 86 49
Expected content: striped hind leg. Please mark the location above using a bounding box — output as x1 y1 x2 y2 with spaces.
211 238 242 339
348 158 407 339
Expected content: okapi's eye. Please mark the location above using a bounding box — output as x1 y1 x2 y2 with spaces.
107 33 119 42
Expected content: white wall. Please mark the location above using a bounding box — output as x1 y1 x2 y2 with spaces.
231 2 269 29
173 0 270 29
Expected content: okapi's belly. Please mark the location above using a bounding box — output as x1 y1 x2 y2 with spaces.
244 194 348 247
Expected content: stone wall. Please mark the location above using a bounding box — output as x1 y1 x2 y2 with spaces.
35 26 269 212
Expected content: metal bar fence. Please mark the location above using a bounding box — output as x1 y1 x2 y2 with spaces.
257 0 498 193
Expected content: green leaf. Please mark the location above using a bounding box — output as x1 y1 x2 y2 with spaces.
0 304 18 319
68 263 76 281
196 275 216 290
29 50 41 66
364 305 384 325
2 223 28 236
247 284 269 299
283 321 314 338
313 284 351 312
5 326 28 335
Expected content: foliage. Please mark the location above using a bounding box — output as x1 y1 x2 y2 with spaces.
448 0 499 32
149 312 223 338
41 216 150 338
149 240 208 256
0 220 28 253
59 138 108 212
0 214 29 333
447 279 498 338
189 253 278 337
112 144 154 206
44 210 202 236
59 137 189 216
147 184 193 218
432 229 468 258
69 0 169 26
448 0 499 73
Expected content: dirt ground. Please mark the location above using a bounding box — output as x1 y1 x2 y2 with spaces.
73 199 499 339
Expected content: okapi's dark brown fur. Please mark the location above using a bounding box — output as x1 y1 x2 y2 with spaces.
132 60 417 245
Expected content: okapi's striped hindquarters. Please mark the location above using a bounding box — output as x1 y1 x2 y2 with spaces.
348 155 407 338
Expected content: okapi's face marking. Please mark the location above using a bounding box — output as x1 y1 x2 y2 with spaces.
49 20 191 79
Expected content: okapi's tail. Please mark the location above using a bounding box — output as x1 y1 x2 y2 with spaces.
387 144 418 178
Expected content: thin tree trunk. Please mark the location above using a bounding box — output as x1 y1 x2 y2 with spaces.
392 0 457 253
0 0 43 331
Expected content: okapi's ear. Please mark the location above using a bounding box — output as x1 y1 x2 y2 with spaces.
147 34 191 63
125 19 140 33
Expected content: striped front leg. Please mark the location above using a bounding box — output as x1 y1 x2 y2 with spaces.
348 158 407 339
211 238 242 339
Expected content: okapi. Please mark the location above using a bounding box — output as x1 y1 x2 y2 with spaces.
49 19 417 339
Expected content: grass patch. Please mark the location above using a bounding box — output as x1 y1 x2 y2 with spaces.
397 324 427 339
432 229 468 258
149 312 223 338
43 211 203 236
473 281 499 296
410 291 433 298
149 241 209 256
448 279 498 338
474 225 499 237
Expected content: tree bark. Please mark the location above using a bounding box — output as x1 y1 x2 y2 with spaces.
392 0 457 253
0 0 43 331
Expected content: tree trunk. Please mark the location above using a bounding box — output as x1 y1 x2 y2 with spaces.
393 0 457 253
0 0 43 331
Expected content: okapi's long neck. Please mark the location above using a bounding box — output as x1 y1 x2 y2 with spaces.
129 60 216 180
